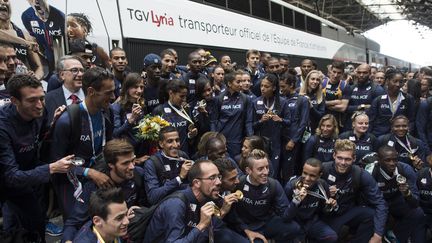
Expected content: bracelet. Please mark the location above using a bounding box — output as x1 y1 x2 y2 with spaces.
83 168 90 177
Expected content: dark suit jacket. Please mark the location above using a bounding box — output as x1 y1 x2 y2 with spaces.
45 87 66 124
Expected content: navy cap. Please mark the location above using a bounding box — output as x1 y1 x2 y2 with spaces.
143 53 161 68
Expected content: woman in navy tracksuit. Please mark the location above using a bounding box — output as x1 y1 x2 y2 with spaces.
339 111 377 165
111 73 149 163
299 70 325 134
279 71 310 181
369 69 415 137
252 73 290 177
303 114 338 163
211 70 253 158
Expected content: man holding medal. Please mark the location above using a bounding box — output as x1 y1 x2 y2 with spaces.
284 158 338 242
321 139 387 243
143 126 193 205
366 145 425 243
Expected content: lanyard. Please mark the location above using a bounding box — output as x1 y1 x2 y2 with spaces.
380 166 399 181
394 135 415 155
306 182 328 201
81 102 106 160
168 101 194 125
160 151 186 162
263 98 275 112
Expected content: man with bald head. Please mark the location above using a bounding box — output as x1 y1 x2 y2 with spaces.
343 63 385 131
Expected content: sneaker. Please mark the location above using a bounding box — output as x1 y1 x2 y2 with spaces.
45 222 63 237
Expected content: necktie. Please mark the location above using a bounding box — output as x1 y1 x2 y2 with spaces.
69 94 80 104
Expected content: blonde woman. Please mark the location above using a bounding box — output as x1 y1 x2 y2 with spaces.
299 70 325 133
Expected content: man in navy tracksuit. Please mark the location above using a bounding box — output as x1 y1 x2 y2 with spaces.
63 139 146 242
416 97 432 149
321 139 387 243
143 126 191 205
211 71 253 158
285 158 338 242
227 149 302 243
244 49 265 97
0 75 73 241
181 52 206 103
49 67 116 220
153 79 198 153
344 63 385 131
366 145 425 242
368 69 415 137
143 53 163 113
73 188 129 243
144 160 248 243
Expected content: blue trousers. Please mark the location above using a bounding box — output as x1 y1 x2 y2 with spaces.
249 216 303 243
323 206 374 243
302 218 338 243
2 190 45 242
390 206 425 243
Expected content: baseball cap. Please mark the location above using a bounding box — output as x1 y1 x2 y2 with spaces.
143 53 162 68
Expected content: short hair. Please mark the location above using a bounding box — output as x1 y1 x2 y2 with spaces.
188 160 213 183
7 74 42 100
103 139 134 165
109 47 125 58
166 79 187 93
160 49 175 59
331 61 345 70
316 114 339 138
377 145 398 159
213 158 236 176
57 55 83 73
334 139 356 155
196 132 227 157
188 51 200 63
89 188 125 221
205 137 225 153
391 115 409 126
245 149 268 169
304 157 322 172
246 49 260 59
158 126 178 142
82 67 114 95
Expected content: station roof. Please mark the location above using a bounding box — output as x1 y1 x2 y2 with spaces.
284 0 432 33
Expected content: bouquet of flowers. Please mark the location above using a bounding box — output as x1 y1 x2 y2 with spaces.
135 115 170 141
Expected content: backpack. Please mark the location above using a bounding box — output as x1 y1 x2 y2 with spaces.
39 104 81 163
127 192 188 242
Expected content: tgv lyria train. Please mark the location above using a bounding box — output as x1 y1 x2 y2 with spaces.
11 0 419 71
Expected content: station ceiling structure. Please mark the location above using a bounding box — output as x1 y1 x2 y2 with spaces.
284 0 432 33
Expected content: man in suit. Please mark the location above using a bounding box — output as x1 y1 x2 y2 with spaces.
45 55 85 123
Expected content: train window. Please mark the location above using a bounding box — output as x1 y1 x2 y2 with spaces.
204 0 226 7
283 7 294 27
294 11 306 30
228 0 250 14
252 0 270 20
306 16 321 35
271 2 283 24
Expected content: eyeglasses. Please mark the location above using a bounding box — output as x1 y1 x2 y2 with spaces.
197 174 222 182
64 68 85 75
